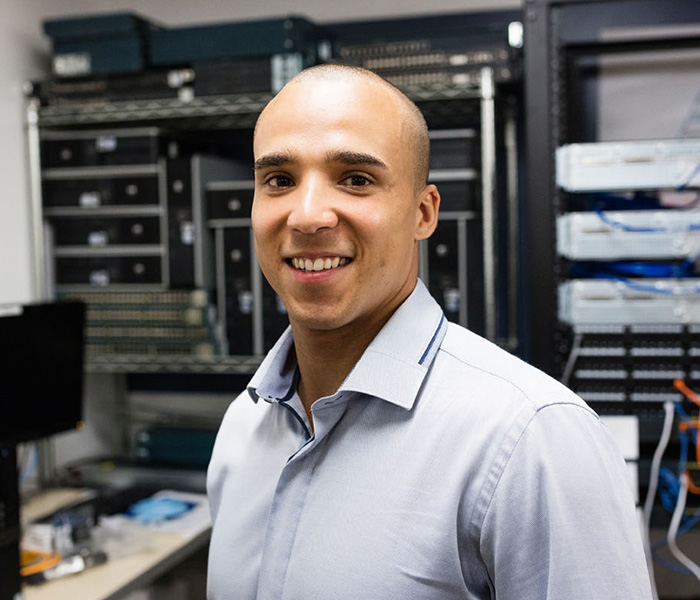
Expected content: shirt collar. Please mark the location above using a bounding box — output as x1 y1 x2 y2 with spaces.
248 279 447 411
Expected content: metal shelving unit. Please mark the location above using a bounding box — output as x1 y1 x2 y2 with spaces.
33 84 488 129
27 67 519 374
33 92 274 128
86 354 263 374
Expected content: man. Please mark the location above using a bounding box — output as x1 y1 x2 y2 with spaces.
207 64 652 599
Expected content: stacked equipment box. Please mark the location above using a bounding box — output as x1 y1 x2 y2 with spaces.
328 11 521 89
148 15 331 95
43 12 158 77
42 126 247 357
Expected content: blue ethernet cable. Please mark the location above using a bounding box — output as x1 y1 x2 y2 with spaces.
597 275 700 295
594 205 700 233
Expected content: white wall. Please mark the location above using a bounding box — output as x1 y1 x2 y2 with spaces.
0 3 49 305
0 0 520 304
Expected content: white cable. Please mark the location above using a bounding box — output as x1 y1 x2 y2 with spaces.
668 474 700 583
642 400 675 600
560 332 583 387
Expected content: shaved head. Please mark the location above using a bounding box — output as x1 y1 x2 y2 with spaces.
255 64 430 189
251 59 440 340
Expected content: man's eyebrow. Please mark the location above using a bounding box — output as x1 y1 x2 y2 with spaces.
254 152 296 171
326 150 388 169
254 150 388 171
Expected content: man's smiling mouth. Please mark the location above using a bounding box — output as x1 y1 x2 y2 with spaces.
289 257 351 272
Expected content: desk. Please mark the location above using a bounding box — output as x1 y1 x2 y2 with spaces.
21 489 211 600
21 488 95 525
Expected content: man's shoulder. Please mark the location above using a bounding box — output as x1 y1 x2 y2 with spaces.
435 322 589 413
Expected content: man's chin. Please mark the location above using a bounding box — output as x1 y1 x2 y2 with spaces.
287 307 353 334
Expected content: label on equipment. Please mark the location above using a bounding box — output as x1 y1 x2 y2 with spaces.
79 192 101 208
53 53 91 77
95 136 117 153
88 231 108 247
90 270 110 286
180 221 195 245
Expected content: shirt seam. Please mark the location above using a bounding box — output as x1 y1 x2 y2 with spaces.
475 402 602 549
438 346 538 411
438 339 602 579
438 345 599 420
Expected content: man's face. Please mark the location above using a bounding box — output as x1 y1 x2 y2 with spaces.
252 76 437 335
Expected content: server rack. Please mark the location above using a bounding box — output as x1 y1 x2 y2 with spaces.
525 2 700 596
524 0 700 373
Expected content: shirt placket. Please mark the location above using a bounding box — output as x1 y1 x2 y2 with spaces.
255 393 350 599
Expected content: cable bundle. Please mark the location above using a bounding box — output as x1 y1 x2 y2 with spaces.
644 380 700 599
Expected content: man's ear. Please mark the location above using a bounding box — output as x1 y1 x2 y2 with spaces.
415 184 440 241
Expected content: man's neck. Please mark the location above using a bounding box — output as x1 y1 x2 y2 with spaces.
292 314 390 429
289 277 419 429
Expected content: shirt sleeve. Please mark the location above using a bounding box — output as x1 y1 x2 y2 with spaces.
478 402 653 599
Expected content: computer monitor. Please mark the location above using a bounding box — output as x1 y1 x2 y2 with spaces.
0 301 85 444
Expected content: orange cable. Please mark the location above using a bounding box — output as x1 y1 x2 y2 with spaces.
675 379 700 408
674 380 700 493
19 550 62 577
695 429 700 478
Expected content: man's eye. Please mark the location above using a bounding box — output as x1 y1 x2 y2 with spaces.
267 175 294 188
341 174 372 187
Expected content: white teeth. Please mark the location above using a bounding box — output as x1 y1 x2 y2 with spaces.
292 256 349 272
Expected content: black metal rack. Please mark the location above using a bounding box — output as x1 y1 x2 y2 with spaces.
524 6 700 595
525 7 700 596
523 0 700 375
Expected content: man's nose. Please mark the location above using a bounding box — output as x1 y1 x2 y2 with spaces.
286 176 338 233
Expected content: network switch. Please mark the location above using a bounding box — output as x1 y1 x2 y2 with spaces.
559 278 700 325
42 172 160 209
557 209 700 260
41 128 166 169
51 215 161 247
556 139 700 192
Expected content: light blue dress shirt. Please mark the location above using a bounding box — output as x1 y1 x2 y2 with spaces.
207 280 652 599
